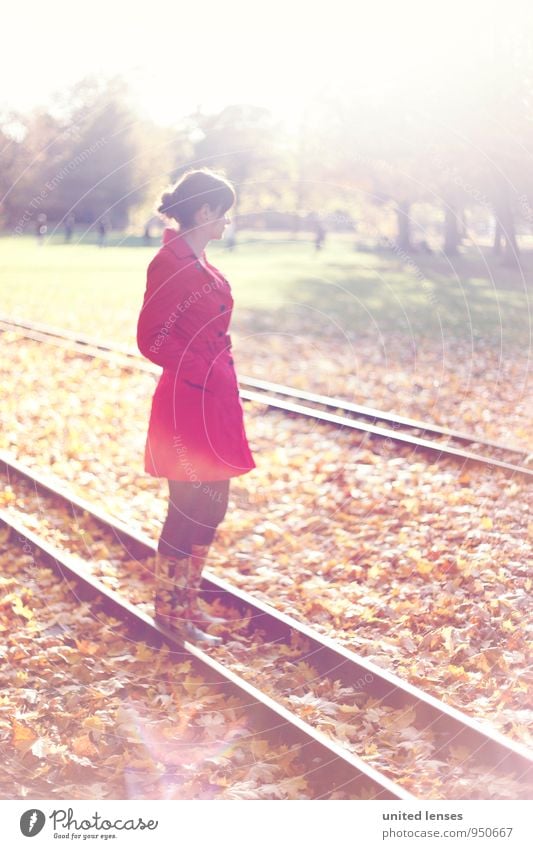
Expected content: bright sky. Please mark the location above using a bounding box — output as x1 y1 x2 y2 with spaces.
3 0 530 132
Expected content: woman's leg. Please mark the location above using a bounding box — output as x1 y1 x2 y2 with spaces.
156 479 203 623
158 479 199 558
188 481 230 622
155 479 231 627
158 478 229 553
190 479 230 546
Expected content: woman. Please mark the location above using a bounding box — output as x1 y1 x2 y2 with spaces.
136 168 256 645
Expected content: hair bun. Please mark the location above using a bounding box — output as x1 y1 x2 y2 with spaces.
156 170 235 227
157 191 175 214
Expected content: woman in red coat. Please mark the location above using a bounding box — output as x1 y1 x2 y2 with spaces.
137 168 256 645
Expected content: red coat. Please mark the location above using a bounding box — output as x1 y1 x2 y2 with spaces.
136 227 256 481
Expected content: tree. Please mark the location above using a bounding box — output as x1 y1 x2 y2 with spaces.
190 104 286 226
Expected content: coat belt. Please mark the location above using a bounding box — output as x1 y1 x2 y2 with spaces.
195 334 232 355
166 334 232 362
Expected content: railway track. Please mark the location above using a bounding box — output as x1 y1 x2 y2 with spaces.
1 452 531 799
0 509 405 801
0 315 530 479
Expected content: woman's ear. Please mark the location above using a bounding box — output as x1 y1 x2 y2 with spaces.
203 203 216 222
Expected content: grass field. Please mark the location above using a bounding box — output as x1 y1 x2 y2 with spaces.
0 232 531 350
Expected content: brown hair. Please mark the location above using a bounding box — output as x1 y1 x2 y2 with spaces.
157 168 235 229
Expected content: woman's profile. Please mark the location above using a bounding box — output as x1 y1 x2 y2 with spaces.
136 168 256 645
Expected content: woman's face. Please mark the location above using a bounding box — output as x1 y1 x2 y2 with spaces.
204 204 231 240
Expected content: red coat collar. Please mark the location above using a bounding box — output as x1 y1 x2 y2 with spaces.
162 227 205 260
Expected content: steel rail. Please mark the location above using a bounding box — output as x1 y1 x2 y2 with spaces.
0 507 409 801
0 316 530 477
2 451 531 795
240 376 528 459
241 390 533 479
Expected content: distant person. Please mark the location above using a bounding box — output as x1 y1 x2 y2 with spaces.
224 219 236 250
416 239 432 254
314 219 326 251
97 216 108 247
36 213 47 245
143 222 152 246
64 213 75 242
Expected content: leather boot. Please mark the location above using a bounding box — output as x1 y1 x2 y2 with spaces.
153 551 179 629
189 543 230 627
154 552 222 646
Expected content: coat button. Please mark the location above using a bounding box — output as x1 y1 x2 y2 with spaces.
228 358 234 365
220 304 226 311
218 331 224 336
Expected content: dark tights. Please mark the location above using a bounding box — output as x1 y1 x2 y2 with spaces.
157 479 230 559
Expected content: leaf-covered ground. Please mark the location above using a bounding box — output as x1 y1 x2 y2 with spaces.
232 315 533 455
2 323 531 453
2 469 529 798
0 336 531 764
0 528 355 800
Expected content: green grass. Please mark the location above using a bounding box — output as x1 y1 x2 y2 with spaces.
0 233 530 349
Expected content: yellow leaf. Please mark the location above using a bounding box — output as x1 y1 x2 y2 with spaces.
11 720 38 751
401 497 419 514
82 715 106 731
448 745 472 763
134 643 153 662
360 607 383 623
416 559 433 575
441 626 454 651
446 665 468 680
382 706 417 731
473 654 491 673
480 516 493 530
250 738 270 760
12 596 34 620
338 703 360 715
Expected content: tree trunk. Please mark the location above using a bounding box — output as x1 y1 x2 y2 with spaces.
496 200 520 268
396 200 412 252
492 183 520 267
492 218 503 254
444 203 460 255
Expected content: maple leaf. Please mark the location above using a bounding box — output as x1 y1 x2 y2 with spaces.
11 720 38 752
249 738 270 761
134 643 153 662
82 715 107 732
74 639 101 656
11 596 34 620
381 706 417 731
71 734 99 758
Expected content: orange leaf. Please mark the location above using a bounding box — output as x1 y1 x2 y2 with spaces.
74 639 101 656
11 720 38 751
71 734 98 758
